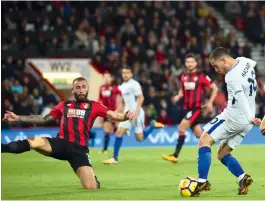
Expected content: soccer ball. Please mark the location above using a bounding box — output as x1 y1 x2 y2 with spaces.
179 176 198 197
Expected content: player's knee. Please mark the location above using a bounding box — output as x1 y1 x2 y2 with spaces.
116 128 125 137
27 137 46 149
135 134 143 141
178 123 187 133
82 182 98 190
198 132 212 147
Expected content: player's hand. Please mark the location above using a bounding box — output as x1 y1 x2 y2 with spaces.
2 111 19 122
202 102 213 113
125 111 135 120
129 110 139 120
251 118 261 126
172 95 180 103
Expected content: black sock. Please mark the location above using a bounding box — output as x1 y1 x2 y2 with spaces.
103 134 110 151
95 176 100 189
1 140 31 154
173 135 186 158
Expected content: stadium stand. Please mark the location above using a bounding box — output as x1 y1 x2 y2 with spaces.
2 1 265 129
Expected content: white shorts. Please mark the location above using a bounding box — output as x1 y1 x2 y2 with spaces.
203 113 253 149
118 108 145 134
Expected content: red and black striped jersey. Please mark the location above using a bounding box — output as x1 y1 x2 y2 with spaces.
50 100 108 147
181 72 212 110
98 84 121 111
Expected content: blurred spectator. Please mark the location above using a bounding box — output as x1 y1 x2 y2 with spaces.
11 80 23 95
1 1 265 127
157 109 173 125
43 88 57 106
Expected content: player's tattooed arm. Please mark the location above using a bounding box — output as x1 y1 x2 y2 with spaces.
19 114 55 124
3 111 55 124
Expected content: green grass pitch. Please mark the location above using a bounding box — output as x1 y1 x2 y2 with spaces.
2 145 265 200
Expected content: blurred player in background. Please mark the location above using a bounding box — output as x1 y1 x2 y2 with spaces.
98 72 121 154
162 53 218 163
103 66 164 164
193 47 261 196
2 77 134 190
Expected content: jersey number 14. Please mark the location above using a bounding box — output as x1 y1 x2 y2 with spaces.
247 70 257 96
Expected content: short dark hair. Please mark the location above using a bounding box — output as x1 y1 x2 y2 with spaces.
209 47 230 61
122 66 133 72
103 71 112 76
185 53 198 62
72 77 88 84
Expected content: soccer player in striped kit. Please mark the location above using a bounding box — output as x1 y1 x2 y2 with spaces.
162 53 218 163
2 77 135 190
98 72 122 154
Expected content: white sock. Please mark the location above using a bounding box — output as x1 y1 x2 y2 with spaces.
238 173 246 181
198 178 206 183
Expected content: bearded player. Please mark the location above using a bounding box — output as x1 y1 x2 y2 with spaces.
98 72 122 154
2 77 134 190
162 53 218 163
193 47 261 196
103 66 164 164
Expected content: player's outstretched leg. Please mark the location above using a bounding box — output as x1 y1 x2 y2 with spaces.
143 120 164 140
217 141 253 195
2 140 31 153
103 127 125 164
193 132 213 196
162 119 189 163
2 137 52 155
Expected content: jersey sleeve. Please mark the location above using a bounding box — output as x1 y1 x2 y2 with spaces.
132 81 143 96
93 101 109 118
49 101 65 119
114 85 122 95
201 74 212 87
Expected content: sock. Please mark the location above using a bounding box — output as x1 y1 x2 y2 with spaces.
173 133 186 158
113 136 123 161
221 153 245 178
143 125 155 140
198 146 211 180
1 140 31 153
95 176 100 189
238 173 246 181
103 133 110 151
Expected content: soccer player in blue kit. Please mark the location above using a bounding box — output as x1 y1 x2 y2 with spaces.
193 47 261 196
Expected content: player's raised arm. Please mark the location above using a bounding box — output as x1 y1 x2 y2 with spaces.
132 81 144 119
3 101 64 125
173 87 184 103
3 111 55 124
201 75 218 113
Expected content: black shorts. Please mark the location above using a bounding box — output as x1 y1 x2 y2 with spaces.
183 108 202 127
46 137 92 172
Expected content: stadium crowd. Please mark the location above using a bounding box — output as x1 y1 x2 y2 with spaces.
210 1 265 44
2 1 265 129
